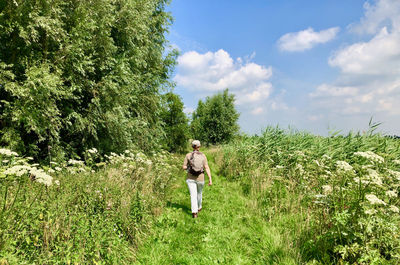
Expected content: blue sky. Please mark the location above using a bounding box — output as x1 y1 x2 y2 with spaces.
167 0 400 136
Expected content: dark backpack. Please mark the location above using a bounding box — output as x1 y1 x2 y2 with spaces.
188 151 204 176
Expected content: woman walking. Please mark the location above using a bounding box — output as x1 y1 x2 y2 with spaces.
182 140 212 218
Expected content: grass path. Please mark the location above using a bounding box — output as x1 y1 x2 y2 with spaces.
134 150 299 265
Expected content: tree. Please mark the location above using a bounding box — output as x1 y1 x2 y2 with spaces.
160 92 189 153
0 0 176 159
191 89 239 145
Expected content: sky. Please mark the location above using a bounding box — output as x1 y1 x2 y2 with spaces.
167 0 400 136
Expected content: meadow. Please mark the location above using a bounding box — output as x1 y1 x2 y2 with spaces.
0 148 180 264
1 127 400 264
219 127 400 264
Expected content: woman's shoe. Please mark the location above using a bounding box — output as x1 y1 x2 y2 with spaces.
192 213 198 218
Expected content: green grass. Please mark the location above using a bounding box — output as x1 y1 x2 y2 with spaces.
135 149 300 265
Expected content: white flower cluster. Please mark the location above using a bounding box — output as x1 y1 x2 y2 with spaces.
322 154 331 160
322 185 332 194
389 205 399 213
393 159 400 165
30 168 53 186
4 165 53 186
4 165 31 176
68 159 84 165
354 151 384 163
388 169 400 181
354 169 383 186
0 148 19 157
386 190 397 198
87 148 98 154
365 194 386 205
366 169 383 186
336 161 353 172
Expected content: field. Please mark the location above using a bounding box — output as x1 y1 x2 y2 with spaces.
0 149 180 264
220 127 400 264
1 127 399 264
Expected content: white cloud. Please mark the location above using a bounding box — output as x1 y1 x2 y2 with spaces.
251 107 264 115
309 0 400 124
349 0 400 34
310 84 359 98
174 49 273 105
278 27 340 52
329 27 400 75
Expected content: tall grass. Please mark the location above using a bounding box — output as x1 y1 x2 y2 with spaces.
0 149 180 264
219 127 400 264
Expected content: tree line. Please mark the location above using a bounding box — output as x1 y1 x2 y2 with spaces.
0 0 239 160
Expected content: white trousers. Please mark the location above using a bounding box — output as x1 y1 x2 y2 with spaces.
186 179 205 213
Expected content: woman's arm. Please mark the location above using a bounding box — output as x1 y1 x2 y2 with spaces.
203 155 212 186
205 164 212 186
182 154 188 170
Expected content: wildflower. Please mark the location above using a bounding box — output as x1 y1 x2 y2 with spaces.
50 161 58 165
4 165 31 177
55 167 62 171
322 185 332 194
67 167 77 174
389 205 399 213
388 169 400 181
47 168 55 173
54 180 60 186
124 150 130 154
314 160 321 167
88 148 98 154
79 167 86 172
68 159 84 165
386 190 397 198
2 160 9 163
0 148 19 157
91 170 95 173
275 165 284 169
366 169 383 186
354 151 384 163
366 194 386 205
336 161 353 172
145 160 152 166
365 209 377 215
322 154 331 160
30 168 53 186
394 159 400 165
26 157 34 161
353 177 369 185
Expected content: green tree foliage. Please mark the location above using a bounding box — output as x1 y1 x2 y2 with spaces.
191 89 239 145
160 92 189 153
0 0 176 159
